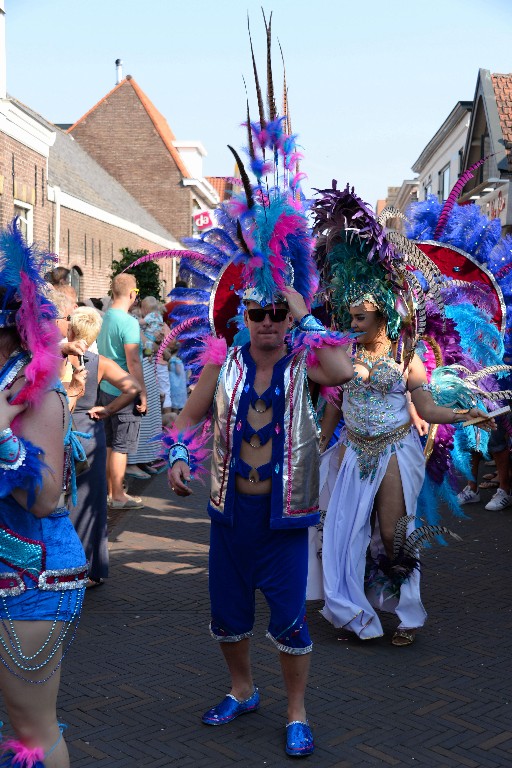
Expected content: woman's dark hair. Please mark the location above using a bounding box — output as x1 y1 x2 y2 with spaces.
45 266 70 286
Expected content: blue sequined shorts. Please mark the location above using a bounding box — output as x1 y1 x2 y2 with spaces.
209 493 312 655
0 508 87 622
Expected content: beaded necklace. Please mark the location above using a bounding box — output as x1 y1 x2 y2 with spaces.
355 342 392 366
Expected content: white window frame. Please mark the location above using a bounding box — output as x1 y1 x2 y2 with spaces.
13 200 34 245
438 164 450 202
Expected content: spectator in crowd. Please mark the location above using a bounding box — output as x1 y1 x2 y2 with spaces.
169 341 188 413
125 297 164 480
45 265 70 287
96 274 146 509
66 307 141 586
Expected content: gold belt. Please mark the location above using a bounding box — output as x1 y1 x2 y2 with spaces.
345 421 412 480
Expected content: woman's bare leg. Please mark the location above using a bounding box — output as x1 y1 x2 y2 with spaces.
0 620 70 768
374 454 407 560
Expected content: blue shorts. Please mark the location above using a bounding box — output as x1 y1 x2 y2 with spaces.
209 493 312 655
0 508 87 622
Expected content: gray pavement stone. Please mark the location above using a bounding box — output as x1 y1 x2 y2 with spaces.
2 470 512 766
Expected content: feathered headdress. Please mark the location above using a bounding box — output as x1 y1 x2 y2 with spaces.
0 220 61 405
122 12 320 378
311 182 441 360
223 11 317 307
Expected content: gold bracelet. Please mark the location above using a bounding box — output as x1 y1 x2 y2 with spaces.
67 388 85 398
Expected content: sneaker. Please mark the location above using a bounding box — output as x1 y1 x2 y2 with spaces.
457 485 480 505
108 494 144 509
485 488 512 511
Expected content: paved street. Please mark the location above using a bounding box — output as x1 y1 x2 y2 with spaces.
19 471 512 767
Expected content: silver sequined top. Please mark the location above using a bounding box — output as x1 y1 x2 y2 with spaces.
343 355 409 437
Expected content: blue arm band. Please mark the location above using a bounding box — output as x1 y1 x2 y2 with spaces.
168 443 190 468
298 314 328 334
0 428 27 470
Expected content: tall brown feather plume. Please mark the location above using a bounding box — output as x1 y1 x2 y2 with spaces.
245 98 255 161
262 8 276 121
228 145 254 209
248 14 266 131
236 220 253 259
279 39 289 135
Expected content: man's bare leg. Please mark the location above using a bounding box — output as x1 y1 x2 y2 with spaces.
220 638 255 700
280 651 310 723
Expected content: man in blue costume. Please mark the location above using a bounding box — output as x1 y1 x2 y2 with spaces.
168 286 353 757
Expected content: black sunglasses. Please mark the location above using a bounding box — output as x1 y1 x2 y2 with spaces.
247 307 289 323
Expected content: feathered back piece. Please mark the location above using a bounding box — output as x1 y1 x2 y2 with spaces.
403 166 512 524
0 220 61 405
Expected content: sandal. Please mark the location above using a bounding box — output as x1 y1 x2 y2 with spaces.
479 478 499 489
391 629 416 647
86 578 104 589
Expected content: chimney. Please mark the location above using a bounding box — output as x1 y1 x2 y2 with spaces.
115 58 123 85
0 0 6 99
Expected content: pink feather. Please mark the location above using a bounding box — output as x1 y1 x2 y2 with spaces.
155 318 203 366
227 199 250 218
319 385 342 407
11 273 61 407
421 341 438 381
160 420 212 483
194 335 228 367
1 739 45 767
122 250 220 272
290 172 307 190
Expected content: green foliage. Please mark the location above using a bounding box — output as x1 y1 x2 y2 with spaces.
111 248 162 301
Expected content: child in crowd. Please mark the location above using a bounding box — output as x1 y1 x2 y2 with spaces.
169 342 188 412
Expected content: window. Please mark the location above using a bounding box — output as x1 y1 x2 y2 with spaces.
423 181 432 201
458 148 464 176
70 266 83 300
438 165 450 202
13 201 33 244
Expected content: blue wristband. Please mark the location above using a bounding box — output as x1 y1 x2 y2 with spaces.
168 443 190 468
0 428 26 470
298 314 328 334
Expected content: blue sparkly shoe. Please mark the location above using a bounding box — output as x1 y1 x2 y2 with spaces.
285 721 315 757
201 688 260 725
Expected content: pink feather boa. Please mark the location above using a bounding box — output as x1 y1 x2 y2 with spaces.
0 739 45 767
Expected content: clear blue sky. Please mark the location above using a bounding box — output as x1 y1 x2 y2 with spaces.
6 0 512 208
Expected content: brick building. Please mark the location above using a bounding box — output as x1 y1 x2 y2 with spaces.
0 94 180 300
67 76 220 243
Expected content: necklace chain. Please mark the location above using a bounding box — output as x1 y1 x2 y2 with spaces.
357 341 392 363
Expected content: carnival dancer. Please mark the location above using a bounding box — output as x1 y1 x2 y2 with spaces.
0 222 87 768
309 183 503 647
167 285 352 756
124 16 355 755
